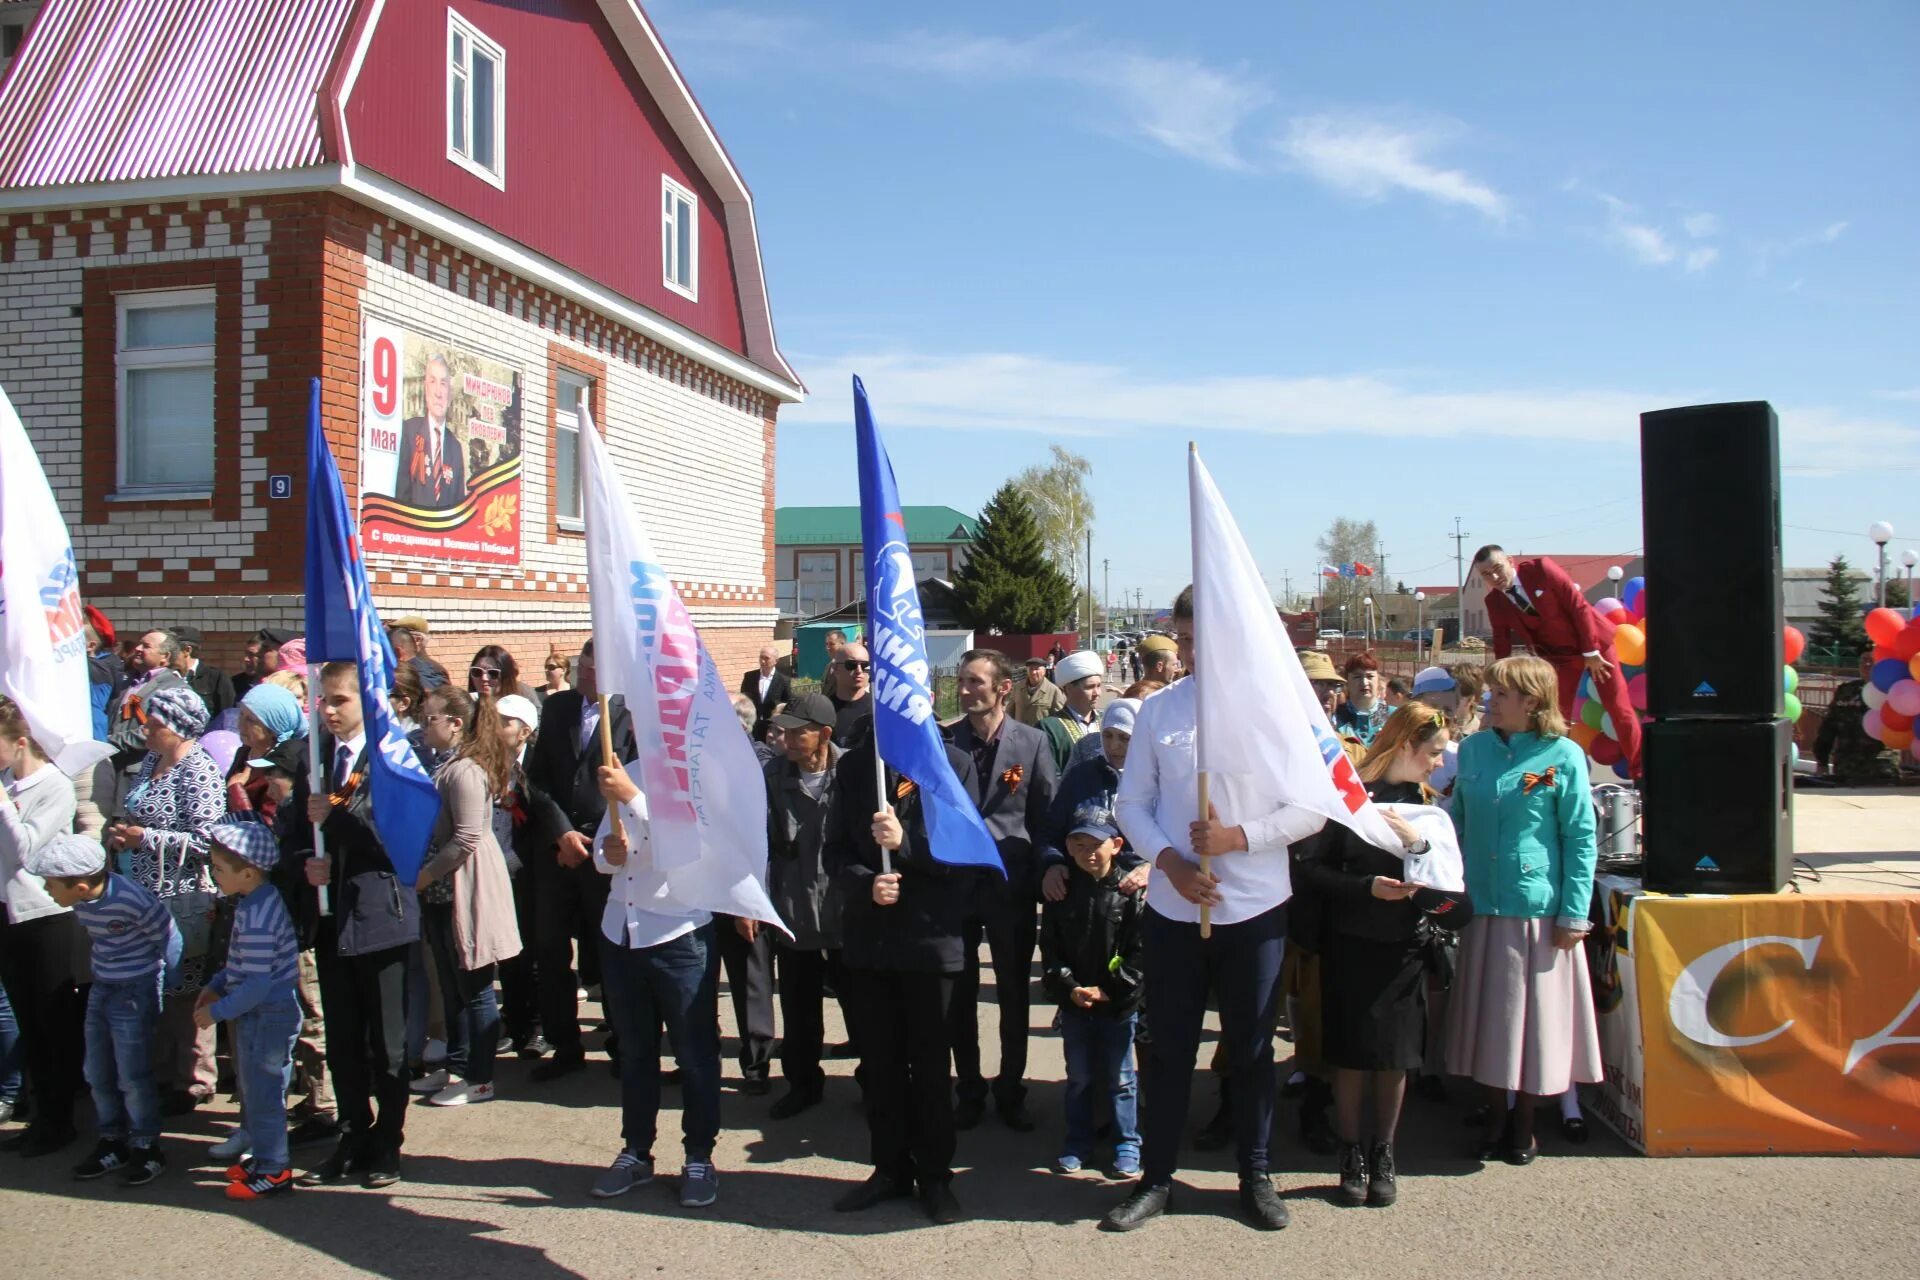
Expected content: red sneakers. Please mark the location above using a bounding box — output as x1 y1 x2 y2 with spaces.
226 1168 295 1201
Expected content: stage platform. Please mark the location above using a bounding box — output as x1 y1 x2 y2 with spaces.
1791 788 1920 896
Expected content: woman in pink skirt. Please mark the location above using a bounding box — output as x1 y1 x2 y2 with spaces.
1444 656 1601 1165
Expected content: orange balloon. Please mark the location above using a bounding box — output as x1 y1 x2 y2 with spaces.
1614 623 1647 666
1884 727 1914 751
1570 723 1601 751
1908 653 1920 683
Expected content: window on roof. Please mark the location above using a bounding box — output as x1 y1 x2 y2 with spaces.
447 9 505 188
662 176 698 300
116 290 216 494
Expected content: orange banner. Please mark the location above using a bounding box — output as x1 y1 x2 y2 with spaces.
1633 894 1920 1155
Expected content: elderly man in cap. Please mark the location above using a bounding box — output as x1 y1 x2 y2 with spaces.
1038 649 1105 773
1137 635 1180 684
167 627 237 721
1011 657 1066 727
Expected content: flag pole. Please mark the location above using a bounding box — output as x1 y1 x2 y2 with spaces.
307 662 330 917
597 693 615 768
1190 442 1210 940
869 602 893 877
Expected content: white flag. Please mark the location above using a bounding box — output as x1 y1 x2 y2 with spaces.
0 386 112 776
579 412 784 931
1190 445 1400 853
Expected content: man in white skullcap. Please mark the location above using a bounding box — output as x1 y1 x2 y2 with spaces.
1038 649 1105 773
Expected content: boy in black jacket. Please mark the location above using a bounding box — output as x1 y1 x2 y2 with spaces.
297 662 421 1190
1039 804 1144 1178
824 735 979 1226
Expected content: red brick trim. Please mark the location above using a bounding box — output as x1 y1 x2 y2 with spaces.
545 342 607 543
81 258 243 524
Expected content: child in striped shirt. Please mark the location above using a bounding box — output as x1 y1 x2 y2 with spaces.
29 833 180 1187
196 821 302 1201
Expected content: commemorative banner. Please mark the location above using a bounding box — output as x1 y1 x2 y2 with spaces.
358 317 522 566
1630 892 1920 1155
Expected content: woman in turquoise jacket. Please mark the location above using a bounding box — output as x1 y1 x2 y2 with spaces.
1443 656 1602 1166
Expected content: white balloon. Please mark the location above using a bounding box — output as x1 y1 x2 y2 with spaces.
1863 683 1888 710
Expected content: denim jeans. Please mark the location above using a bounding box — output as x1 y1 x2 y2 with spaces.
599 924 720 1162
425 904 501 1086
84 976 163 1146
232 988 302 1174
1060 1007 1140 1163
0 974 21 1101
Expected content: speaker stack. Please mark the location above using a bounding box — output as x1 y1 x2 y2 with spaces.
1638 401 1794 894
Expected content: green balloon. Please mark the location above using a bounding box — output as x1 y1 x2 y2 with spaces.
1784 691 1803 723
1784 666 1799 693
1581 698 1605 729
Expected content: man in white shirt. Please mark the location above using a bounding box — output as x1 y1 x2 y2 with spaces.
1102 587 1325 1234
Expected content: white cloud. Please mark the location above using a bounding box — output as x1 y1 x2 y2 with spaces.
1682 212 1720 238
1754 220 1850 274
785 349 1920 473
1684 246 1719 273
1599 195 1677 265
1278 115 1510 223
862 30 1269 170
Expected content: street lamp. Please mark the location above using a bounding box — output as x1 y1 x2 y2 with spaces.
1414 591 1427 657
1904 549 1918 615
1364 595 1376 647
1871 521 1895 607
1607 565 1624 585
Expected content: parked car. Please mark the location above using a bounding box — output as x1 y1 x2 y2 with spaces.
1316 629 1344 647
1403 628 1436 646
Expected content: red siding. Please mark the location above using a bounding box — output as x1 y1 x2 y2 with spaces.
343 0 747 355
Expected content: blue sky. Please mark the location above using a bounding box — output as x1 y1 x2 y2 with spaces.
648 0 1920 606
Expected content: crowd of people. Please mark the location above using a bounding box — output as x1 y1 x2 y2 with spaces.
0 592 1601 1231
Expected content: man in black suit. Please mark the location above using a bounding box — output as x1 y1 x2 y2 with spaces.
392 354 466 512
738 644 790 742
168 626 236 720
943 648 1058 1132
523 640 634 1080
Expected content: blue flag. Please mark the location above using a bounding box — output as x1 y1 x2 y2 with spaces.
303 378 441 883
853 376 1002 875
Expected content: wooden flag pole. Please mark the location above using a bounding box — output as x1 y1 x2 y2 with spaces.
874 748 893 878
597 693 615 769
1197 769 1213 940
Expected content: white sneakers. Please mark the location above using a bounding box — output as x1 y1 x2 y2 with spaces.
427 1079 496 1107
408 1068 451 1095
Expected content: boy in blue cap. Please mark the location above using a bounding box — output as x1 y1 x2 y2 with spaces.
197 821 302 1200
29 833 180 1186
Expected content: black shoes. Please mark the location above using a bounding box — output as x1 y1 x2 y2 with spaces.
834 1172 915 1213
1101 1182 1171 1232
995 1098 1036 1133
364 1157 403 1188
739 1074 772 1097
1504 1140 1539 1166
516 1034 552 1060
919 1181 964 1225
297 1144 362 1186
73 1139 130 1180
1336 1141 1368 1206
952 1096 985 1131
1240 1174 1291 1230
768 1085 823 1121
120 1143 166 1187
531 1051 587 1083
1367 1141 1397 1206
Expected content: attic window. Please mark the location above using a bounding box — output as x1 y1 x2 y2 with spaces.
447 9 505 188
662 176 698 300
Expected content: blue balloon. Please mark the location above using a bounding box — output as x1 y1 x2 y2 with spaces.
1871 658 1908 692
1621 576 1646 611
1578 673 1595 701
1613 759 1633 779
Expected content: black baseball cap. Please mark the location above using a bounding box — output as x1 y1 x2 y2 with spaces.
256 627 293 647
247 736 309 776
771 692 837 730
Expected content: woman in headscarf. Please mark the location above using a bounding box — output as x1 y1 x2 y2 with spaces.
226 683 308 824
103 683 226 1114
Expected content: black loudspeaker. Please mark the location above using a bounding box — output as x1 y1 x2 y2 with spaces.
1642 719 1794 894
1639 401 1784 720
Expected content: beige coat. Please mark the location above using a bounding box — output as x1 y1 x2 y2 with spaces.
419 756 522 971
1011 676 1067 727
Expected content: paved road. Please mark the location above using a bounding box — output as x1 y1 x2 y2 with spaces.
2 987 1914 1280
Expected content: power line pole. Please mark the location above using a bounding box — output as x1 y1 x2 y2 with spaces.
1102 557 1111 638
1282 571 1293 608
1450 516 1471 635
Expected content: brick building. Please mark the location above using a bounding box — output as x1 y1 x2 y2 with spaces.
0 0 803 679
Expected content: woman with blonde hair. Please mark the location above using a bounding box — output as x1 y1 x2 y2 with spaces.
1294 702 1471 1208
412 686 522 1108
1444 656 1600 1167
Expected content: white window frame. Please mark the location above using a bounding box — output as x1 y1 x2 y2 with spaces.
447 8 506 190
115 288 216 497
553 367 592 532
662 175 699 301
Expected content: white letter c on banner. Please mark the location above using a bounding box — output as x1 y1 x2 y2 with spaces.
1669 935 1821 1049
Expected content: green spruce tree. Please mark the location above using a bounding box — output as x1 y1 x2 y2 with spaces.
944 483 1077 633
1810 554 1869 657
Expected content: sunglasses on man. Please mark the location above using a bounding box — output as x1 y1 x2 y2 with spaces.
839 659 872 672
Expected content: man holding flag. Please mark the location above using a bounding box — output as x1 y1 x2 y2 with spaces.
1103 448 1408 1234
296 379 442 1191
824 379 1004 1225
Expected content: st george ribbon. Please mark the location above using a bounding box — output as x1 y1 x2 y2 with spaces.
854 375 1002 874
304 377 442 883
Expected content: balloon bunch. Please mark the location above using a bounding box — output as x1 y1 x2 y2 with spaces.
1564 575 1806 778
1858 607 1920 760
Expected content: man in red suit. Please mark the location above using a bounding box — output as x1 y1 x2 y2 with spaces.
1474 545 1642 779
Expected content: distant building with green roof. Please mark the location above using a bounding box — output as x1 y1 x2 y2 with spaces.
776 505 978 617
